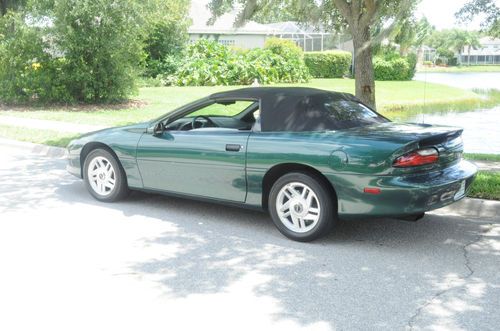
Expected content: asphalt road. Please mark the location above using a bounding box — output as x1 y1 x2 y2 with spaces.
0 141 499 331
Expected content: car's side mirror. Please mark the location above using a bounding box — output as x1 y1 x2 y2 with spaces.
153 122 165 136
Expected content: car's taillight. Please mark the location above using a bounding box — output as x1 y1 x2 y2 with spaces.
393 148 439 167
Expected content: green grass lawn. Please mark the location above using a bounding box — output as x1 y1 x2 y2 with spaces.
1 78 497 127
468 171 500 200
418 65 500 73
0 125 79 147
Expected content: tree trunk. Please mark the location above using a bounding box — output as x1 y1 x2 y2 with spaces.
351 27 376 109
1 0 7 16
467 46 471 66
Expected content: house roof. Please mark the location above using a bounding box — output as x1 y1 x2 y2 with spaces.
480 37 500 45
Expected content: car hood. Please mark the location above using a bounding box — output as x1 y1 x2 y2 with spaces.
77 121 151 139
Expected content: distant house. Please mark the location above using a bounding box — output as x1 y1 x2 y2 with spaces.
188 1 339 52
459 37 500 65
421 45 437 62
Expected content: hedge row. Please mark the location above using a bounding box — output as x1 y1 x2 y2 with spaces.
304 51 352 78
373 53 417 81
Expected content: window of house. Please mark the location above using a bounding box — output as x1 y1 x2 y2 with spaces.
219 40 235 46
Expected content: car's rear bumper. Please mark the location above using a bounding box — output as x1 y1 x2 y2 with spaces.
329 160 477 219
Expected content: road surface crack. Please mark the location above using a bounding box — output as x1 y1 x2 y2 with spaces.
406 223 493 330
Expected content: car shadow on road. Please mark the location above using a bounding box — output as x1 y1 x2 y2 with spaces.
3 155 499 330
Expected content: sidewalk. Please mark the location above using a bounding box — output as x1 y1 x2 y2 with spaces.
471 160 500 172
0 115 106 133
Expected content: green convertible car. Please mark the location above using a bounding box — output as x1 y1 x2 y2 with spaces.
67 87 477 241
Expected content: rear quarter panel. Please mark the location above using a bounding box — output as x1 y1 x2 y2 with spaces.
245 131 401 208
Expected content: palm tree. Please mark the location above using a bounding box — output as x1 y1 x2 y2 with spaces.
447 29 468 65
464 32 481 66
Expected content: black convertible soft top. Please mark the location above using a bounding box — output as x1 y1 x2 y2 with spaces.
209 87 364 132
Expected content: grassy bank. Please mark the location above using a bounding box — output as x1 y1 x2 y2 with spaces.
464 153 500 162
468 171 500 200
418 65 500 73
0 125 78 147
1 79 499 126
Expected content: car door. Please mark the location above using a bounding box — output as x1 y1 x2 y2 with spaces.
135 101 255 202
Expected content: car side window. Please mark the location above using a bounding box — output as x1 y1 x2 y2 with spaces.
165 100 259 131
188 101 255 118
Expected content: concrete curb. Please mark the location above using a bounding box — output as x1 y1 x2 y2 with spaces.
0 138 67 158
432 197 500 219
470 160 500 172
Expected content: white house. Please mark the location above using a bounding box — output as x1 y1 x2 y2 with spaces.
459 37 500 65
188 0 338 52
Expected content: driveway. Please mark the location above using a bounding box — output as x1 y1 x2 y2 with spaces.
0 141 499 331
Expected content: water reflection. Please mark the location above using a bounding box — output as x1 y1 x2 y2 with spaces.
414 72 500 90
405 107 500 154
407 72 500 154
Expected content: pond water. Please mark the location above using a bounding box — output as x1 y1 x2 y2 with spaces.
406 108 500 154
410 72 500 154
413 72 500 90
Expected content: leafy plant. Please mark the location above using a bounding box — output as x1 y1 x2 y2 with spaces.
52 0 143 103
175 38 310 86
0 12 70 103
372 49 416 81
304 51 352 78
142 0 190 78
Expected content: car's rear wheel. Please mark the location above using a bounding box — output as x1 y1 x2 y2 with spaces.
269 172 336 242
83 148 129 202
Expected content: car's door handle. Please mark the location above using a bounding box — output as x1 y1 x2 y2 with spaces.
226 144 242 152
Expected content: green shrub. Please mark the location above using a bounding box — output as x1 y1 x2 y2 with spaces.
304 51 352 78
263 37 310 83
175 39 241 86
406 53 417 80
373 52 416 81
143 15 189 78
374 57 410 81
423 60 433 65
52 0 143 103
0 0 144 104
0 13 70 103
175 38 310 86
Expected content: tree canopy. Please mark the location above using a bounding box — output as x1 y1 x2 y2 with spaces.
0 0 190 103
208 0 418 109
456 0 500 37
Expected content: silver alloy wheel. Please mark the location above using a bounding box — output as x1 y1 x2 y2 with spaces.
87 156 116 196
276 182 321 233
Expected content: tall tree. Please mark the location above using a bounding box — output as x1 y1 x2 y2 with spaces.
456 0 500 37
464 31 480 65
208 0 416 109
393 16 433 57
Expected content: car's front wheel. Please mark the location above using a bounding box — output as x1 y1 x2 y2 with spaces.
269 172 336 242
83 148 129 202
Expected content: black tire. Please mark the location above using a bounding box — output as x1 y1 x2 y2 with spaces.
83 148 129 202
268 172 336 242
